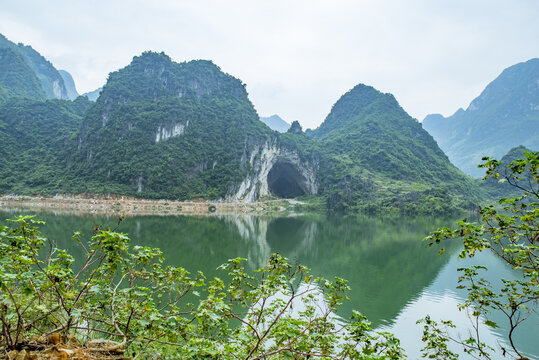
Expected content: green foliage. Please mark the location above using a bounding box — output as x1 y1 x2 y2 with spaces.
0 216 406 359
0 97 91 194
0 48 45 102
480 145 532 199
423 151 539 359
417 316 459 360
0 33 69 99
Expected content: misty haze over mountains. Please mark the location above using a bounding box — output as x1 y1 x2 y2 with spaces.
422 58 539 177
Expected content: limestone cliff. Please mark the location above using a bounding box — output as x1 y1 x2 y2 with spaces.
227 140 318 201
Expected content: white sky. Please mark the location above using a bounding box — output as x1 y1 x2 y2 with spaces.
0 0 537 129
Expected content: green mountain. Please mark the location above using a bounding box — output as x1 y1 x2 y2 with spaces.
422 58 539 177
0 97 91 194
58 70 79 100
310 84 478 213
287 120 303 134
0 48 45 102
0 33 70 100
260 114 290 132
65 52 276 199
0 42 479 214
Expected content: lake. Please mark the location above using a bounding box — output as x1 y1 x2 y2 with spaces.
0 209 537 358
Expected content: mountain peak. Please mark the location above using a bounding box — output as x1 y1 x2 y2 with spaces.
287 120 303 134
100 51 246 104
422 58 539 177
312 83 404 138
466 57 539 113
0 33 69 100
260 114 290 132
130 51 172 69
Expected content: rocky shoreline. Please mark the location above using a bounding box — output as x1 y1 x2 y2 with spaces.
0 195 293 216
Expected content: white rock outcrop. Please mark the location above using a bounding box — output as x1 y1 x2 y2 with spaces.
227 141 318 202
155 120 189 143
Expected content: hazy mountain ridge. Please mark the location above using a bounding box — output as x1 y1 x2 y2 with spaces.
260 114 290 132
422 58 539 177
0 33 71 100
82 87 102 101
58 70 79 100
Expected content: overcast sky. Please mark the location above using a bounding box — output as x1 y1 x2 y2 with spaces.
0 0 537 129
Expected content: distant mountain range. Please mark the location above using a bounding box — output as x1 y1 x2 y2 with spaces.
82 87 102 101
260 114 290 132
8 33 539 214
422 58 539 177
0 34 107 103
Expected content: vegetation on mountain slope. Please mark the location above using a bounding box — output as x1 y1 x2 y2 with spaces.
0 97 91 194
0 48 45 102
65 52 274 199
309 84 479 213
0 33 70 100
0 44 484 214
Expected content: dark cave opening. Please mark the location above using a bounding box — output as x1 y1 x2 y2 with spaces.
267 161 307 198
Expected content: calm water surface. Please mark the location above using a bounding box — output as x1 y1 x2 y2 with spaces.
0 209 536 359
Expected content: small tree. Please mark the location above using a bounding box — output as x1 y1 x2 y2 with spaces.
420 151 538 359
0 216 404 359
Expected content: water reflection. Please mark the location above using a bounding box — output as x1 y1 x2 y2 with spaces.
225 215 272 270
0 209 536 358
0 210 456 325
383 251 539 359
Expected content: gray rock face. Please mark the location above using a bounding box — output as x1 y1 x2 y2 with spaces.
226 215 319 270
227 141 318 202
58 70 79 100
155 120 189 142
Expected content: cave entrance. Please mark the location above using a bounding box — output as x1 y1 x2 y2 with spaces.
267 161 307 198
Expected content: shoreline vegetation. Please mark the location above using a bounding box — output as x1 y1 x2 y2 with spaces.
0 194 302 216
